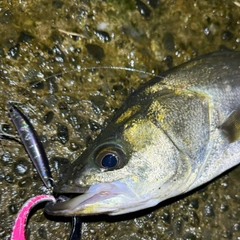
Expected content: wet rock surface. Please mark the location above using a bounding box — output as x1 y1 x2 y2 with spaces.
0 0 240 239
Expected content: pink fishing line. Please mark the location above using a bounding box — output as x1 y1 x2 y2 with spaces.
11 195 55 240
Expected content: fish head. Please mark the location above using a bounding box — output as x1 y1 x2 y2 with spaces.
44 51 240 216
45 99 188 216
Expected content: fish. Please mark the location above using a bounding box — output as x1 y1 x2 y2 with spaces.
45 50 240 216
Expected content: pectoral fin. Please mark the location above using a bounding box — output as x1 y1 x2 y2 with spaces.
220 107 240 142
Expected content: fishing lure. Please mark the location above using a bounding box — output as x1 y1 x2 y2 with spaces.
7 102 82 239
11 195 82 240
11 195 56 240
69 216 82 240
7 102 53 189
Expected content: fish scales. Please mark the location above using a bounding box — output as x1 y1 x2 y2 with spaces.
45 51 240 216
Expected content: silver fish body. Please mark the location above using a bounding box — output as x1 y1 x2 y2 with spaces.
45 51 240 216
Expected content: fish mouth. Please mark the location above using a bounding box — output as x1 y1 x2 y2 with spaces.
45 181 138 216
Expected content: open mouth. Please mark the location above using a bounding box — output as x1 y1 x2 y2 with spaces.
44 181 137 216
44 183 91 216
44 191 114 216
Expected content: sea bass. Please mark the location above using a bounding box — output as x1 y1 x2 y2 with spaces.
45 51 240 216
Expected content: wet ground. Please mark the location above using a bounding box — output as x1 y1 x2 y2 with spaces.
0 0 240 239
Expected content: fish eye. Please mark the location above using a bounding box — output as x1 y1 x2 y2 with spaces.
101 154 118 168
95 146 126 170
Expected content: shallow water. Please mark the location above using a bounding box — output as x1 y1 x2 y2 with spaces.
0 0 240 239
